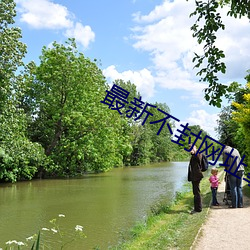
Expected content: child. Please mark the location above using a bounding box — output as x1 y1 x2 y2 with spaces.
209 168 220 206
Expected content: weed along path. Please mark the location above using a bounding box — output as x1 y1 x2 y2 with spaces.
192 174 250 250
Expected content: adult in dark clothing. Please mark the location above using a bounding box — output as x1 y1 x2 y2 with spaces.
188 144 204 214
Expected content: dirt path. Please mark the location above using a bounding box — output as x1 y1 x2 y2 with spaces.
192 172 250 250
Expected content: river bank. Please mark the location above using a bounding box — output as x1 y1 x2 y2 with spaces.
111 168 223 249
112 168 250 250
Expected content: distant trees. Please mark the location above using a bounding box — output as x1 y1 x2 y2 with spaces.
104 80 179 165
216 106 239 147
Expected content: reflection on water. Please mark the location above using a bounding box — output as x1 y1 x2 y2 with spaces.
0 161 189 249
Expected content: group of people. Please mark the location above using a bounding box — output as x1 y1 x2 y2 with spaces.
188 143 245 214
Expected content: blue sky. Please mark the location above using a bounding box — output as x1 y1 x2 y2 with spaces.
14 0 250 139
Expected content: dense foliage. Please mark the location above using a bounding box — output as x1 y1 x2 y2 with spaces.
0 0 48 182
231 74 250 169
0 0 194 182
216 72 250 171
23 40 131 176
1 0 233 183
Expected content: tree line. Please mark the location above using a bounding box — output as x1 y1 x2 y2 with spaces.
0 0 193 183
1 0 248 183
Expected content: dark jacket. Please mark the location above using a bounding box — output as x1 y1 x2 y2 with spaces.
188 154 204 182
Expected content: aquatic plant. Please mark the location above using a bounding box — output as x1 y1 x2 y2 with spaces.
1 214 86 249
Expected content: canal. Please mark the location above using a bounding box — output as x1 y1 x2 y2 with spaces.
0 161 190 249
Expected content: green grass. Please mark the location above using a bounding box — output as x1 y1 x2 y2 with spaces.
110 170 222 250
243 181 250 197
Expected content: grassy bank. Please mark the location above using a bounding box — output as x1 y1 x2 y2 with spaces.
111 169 224 250
243 181 250 197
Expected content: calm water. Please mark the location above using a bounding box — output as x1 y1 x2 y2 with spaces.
0 161 189 249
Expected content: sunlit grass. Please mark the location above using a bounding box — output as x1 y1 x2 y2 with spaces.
111 169 222 250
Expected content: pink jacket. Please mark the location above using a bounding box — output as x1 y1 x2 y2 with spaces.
209 175 219 188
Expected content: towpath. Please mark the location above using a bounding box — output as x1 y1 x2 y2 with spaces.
192 173 250 250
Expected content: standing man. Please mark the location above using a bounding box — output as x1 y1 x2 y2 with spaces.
188 144 204 214
222 145 245 208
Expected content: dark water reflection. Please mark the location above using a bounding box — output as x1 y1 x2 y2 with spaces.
0 161 189 249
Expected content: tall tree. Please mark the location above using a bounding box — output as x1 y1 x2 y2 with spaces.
230 75 250 168
0 0 47 182
0 0 27 108
216 73 250 155
189 0 250 107
25 39 128 175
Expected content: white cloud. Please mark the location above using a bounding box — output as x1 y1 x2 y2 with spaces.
172 109 219 145
108 0 250 135
185 109 219 139
173 109 218 144
132 1 175 23
103 65 155 99
16 0 73 29
127 0 207 100
104 1 209 103
129 0 250 95
131 0 197 75
65 22 95 48
154 70 206 92
16 0 95 48
214 7 250 81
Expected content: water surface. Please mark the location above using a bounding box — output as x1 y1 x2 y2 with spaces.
0 161 189 249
